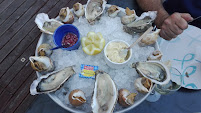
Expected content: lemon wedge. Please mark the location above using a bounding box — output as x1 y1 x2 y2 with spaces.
81 32 105 55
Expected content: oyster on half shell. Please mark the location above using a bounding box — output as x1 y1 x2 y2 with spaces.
139 29 160 46
147 50 163 61
59 7 74 24
37 43 53 56
35 13 63 35
85 0 107 24
134 77 153 94
29 56 54 73
124 11 157 33
91 70 118 113
118 89 137 107
107 5 120 18
73 2 85 18
121 7 136 25
134 61 171 85
30 66 75 95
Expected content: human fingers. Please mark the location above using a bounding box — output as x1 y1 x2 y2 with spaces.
159 29 172 40
181 13 193 22
171 13 188 30
162 19 178 38
169 24 183 36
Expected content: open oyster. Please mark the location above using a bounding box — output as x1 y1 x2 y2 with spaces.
147 50 163 61
139 29 160 46
107 5 120 18
85 0 107 24
134 77 153 93
69 89 86 106
30 66 75 95
59 7 74 24
118 89 137 107
134 61 171 85
29 56 54 73
124 11 157 33
35 13 63 35
91 70 118 113
121 7 136 25
73 2 85 18
37 43 52 56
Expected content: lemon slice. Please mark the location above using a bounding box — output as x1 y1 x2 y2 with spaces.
81 32 105 55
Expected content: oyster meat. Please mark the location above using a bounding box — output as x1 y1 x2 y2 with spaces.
118 89 137 107
147 50 163 61
59 7 74 24
134 61 171 85
35 13 63 35
121 7 136 25
73 2 85 18
30 66 75 95
91 70 118 113
85 0 107 24
134 77 153 93
123 11 157 33
37 43 53 56
139 29 160 46
68 89 86 106
107 5 120 18
29 56 54 73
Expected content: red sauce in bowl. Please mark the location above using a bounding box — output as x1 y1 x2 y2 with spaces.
62 33 78 48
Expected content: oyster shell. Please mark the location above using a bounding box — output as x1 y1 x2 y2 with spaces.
30 66 75 95
107 5 120 18
37 43 53 56
139 29 160 46
121 7 136 25
134 61 171 85
59 7 74 24
85 0 107 24
118 89 137 107
147 50 163 61
69 89 86 106
29 56 54 73
73 3 85 18
134 77 153 93
35 13 63 35
91 70 118 113
124 11 157 33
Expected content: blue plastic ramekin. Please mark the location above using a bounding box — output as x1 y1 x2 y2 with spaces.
53 24 80 50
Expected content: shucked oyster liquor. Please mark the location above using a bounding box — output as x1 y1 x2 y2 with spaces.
134 61 171 85
85 0 107 24
91 70 118 113
30 66 75 95
35 13 63 35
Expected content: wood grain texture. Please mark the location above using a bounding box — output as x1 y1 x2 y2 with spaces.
0 0 88 112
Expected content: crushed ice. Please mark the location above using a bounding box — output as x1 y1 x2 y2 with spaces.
43 13 156 112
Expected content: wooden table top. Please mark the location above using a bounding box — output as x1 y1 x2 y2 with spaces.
0 0 87 112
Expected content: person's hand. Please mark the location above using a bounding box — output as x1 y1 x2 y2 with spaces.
159 13 193 40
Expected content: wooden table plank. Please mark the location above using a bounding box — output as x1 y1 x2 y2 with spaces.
14 94 37 113
0 72 37 113
0 0 67 65
3 39 38 94
0 0 37 38
0 0 27 26
0 0 79 92
0 90 13 111
0 0 15 14
0 0 77 79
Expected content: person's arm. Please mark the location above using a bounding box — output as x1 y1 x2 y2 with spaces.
136 0 193 40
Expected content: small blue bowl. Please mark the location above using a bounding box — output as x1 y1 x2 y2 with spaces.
53 24 80 51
